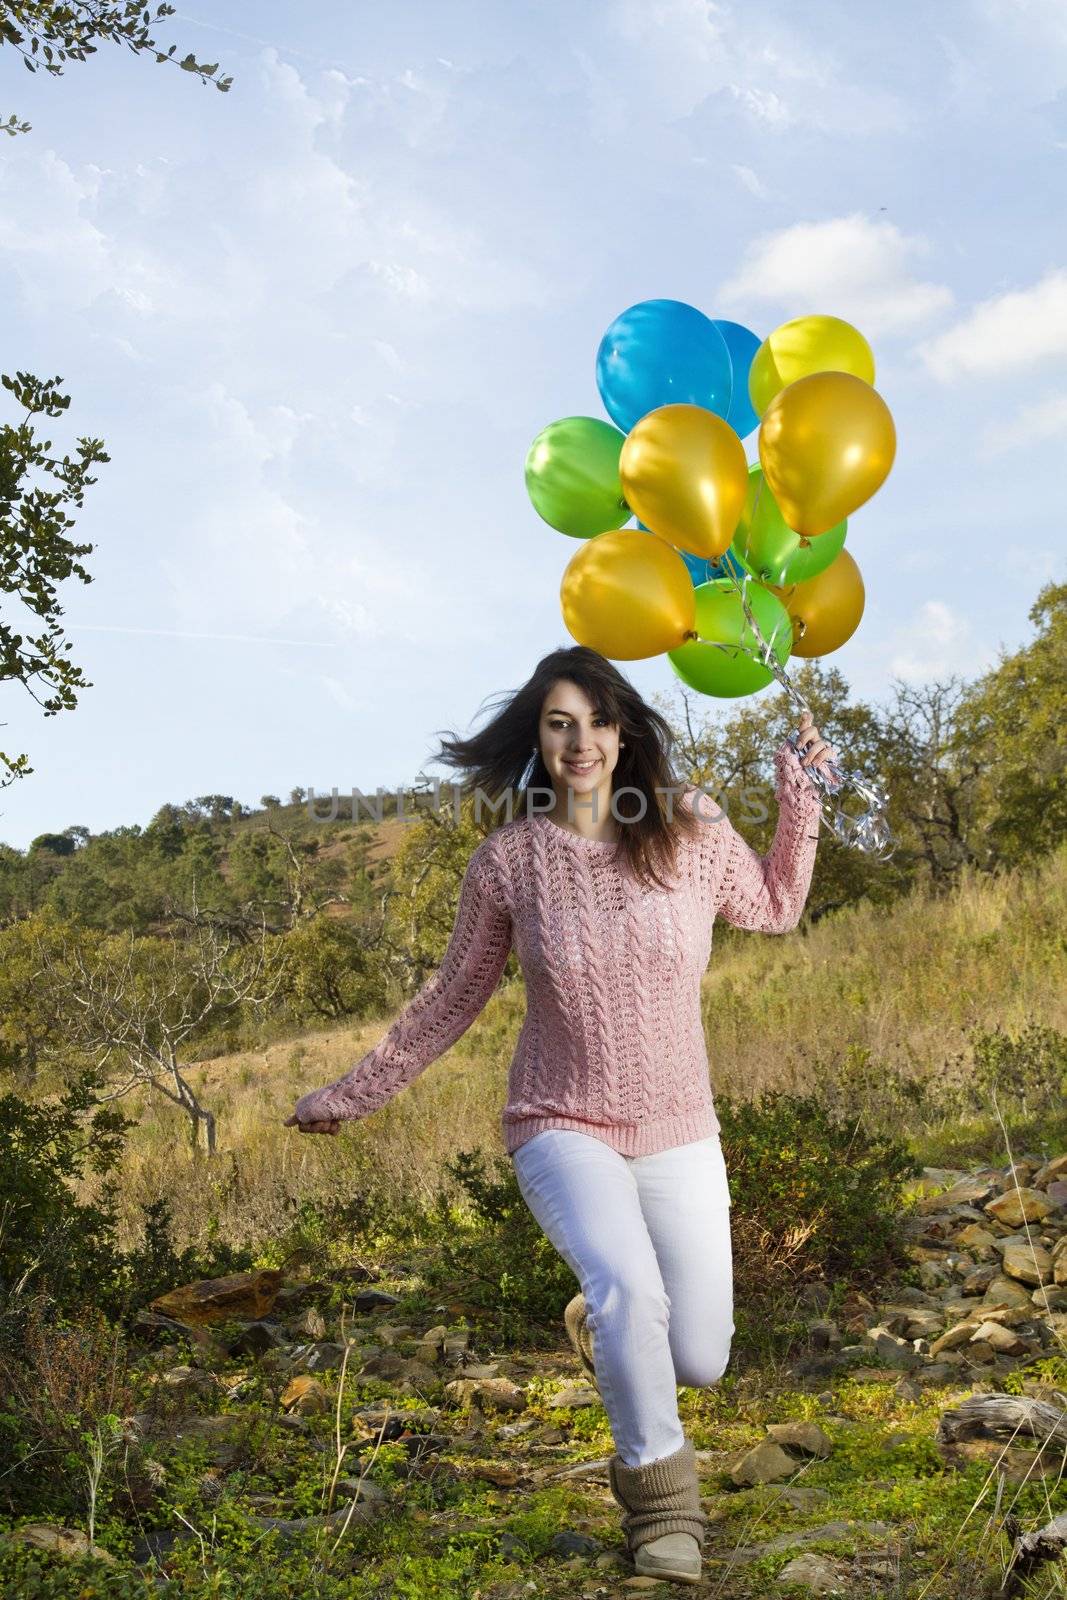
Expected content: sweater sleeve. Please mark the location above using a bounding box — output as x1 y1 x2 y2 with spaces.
292 847 513 1124
713 739 823 934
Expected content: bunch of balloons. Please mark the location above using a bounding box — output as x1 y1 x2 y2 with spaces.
523 299 895 856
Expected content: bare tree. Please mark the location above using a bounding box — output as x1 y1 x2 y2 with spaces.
29 898 286 1154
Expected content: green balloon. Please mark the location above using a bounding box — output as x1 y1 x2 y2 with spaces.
525 416 630 538
667 579 792 699
733 465 847 586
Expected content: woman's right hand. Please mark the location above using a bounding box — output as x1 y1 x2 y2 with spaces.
283 1114 341 1136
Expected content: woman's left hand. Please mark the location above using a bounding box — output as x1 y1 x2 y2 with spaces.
793 708 837 774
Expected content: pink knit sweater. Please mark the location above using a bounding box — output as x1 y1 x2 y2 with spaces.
293 739 822 1156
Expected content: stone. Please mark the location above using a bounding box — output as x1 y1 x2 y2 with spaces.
775 1552 848 1593
864 1326 924 1369
353 1288 400 1312
969 1322 1028 1355
549 1530 603 1557
1002 1239 1054 1286
984 1188 1055 1227
443 1376 525 1412
227 1320 283 1357
149 1269 284 1326
291 1340 347 1372
10 1524 117 1564
731 1438 797 1486
280 1375 329 1414
980 1275 1034 1309
765 1421 833 1458
956 1224 1000 1252
547 1383 600 1408
928 1319 980 1357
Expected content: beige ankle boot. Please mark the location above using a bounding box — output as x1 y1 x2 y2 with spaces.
607 1437 707 1586
563 1292 599 1389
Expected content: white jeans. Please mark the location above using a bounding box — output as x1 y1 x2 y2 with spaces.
511 1128 734 1467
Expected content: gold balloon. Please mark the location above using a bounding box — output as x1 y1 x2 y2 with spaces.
749 314 875 417
619 403 748 561
560 528 695 660
765 547 865 657
759 372 896 537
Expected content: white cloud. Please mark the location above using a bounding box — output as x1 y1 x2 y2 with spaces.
885 600 991 684
731 164 770 199
986 391 1067 452
719 214 953 336
608 0 907 133
922 270 1067 382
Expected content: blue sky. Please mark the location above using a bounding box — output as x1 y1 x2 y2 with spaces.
1 0 1064 849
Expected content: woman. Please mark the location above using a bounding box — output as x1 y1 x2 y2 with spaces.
286 645 833 1587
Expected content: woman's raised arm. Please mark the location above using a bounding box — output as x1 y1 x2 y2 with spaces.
286 846 513 1130
713 738 823 935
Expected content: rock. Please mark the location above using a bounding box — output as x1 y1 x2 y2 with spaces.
1002 1240 1054 1286
980 1275 1034 1309
929 1318 980 1357
272 1280 330 1316
969 1322 1029 1355
765 1422 833 1458
281 1375 329 1415
131 1308 220 1351
806 1318 841 1350
1032 1152 1067 1187
151 1364 219 1398
547 1383 600 1408
775 1552 848 1593
353 1405 441 1436
132 1529 187 1566
864 1326 924 1369
9 1524 117 1564
985 1188 1055 1227
550 1530 603 1556
961 1265 999 1294
294 1307 328 1341
956 1224 1000 1252
248 1503 385 1538
917 1176 998 1211
731 1438 797 1486
228 1320 284 1357
353 1288 400 1312
443 1376 525 1412
291 1340 348 1372
149 1269 284 1326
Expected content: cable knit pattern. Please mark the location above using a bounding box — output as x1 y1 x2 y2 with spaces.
293 738 823 1156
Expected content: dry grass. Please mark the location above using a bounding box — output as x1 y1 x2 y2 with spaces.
109 843 1067 1255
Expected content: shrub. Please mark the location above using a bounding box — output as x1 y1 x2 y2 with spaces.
0 1073 131 1317
424 1147 577 1347
0 1074 254 1326
716 1089 924 1287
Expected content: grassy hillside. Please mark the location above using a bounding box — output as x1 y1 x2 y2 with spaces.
111 840 1067 1259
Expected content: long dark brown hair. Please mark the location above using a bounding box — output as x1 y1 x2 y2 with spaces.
431 645 701 891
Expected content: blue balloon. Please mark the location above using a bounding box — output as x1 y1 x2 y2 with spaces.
596 299 733 434
679 546 746 587
638 524 746 589
712 320 761 440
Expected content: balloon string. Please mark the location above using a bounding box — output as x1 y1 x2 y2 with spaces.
685 474 895 860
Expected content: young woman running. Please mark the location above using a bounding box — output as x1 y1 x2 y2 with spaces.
286 644 832 1586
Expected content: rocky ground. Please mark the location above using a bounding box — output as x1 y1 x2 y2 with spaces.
7 1149 1067 1597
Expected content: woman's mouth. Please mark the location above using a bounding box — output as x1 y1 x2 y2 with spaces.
564 758 600 773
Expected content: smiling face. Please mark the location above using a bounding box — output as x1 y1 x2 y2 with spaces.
536 678 622 809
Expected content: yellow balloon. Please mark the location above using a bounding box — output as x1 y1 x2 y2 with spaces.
759 371 896 537
749 315 875 417
619 403 748 561
560 528 695 660
765 547 865 657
